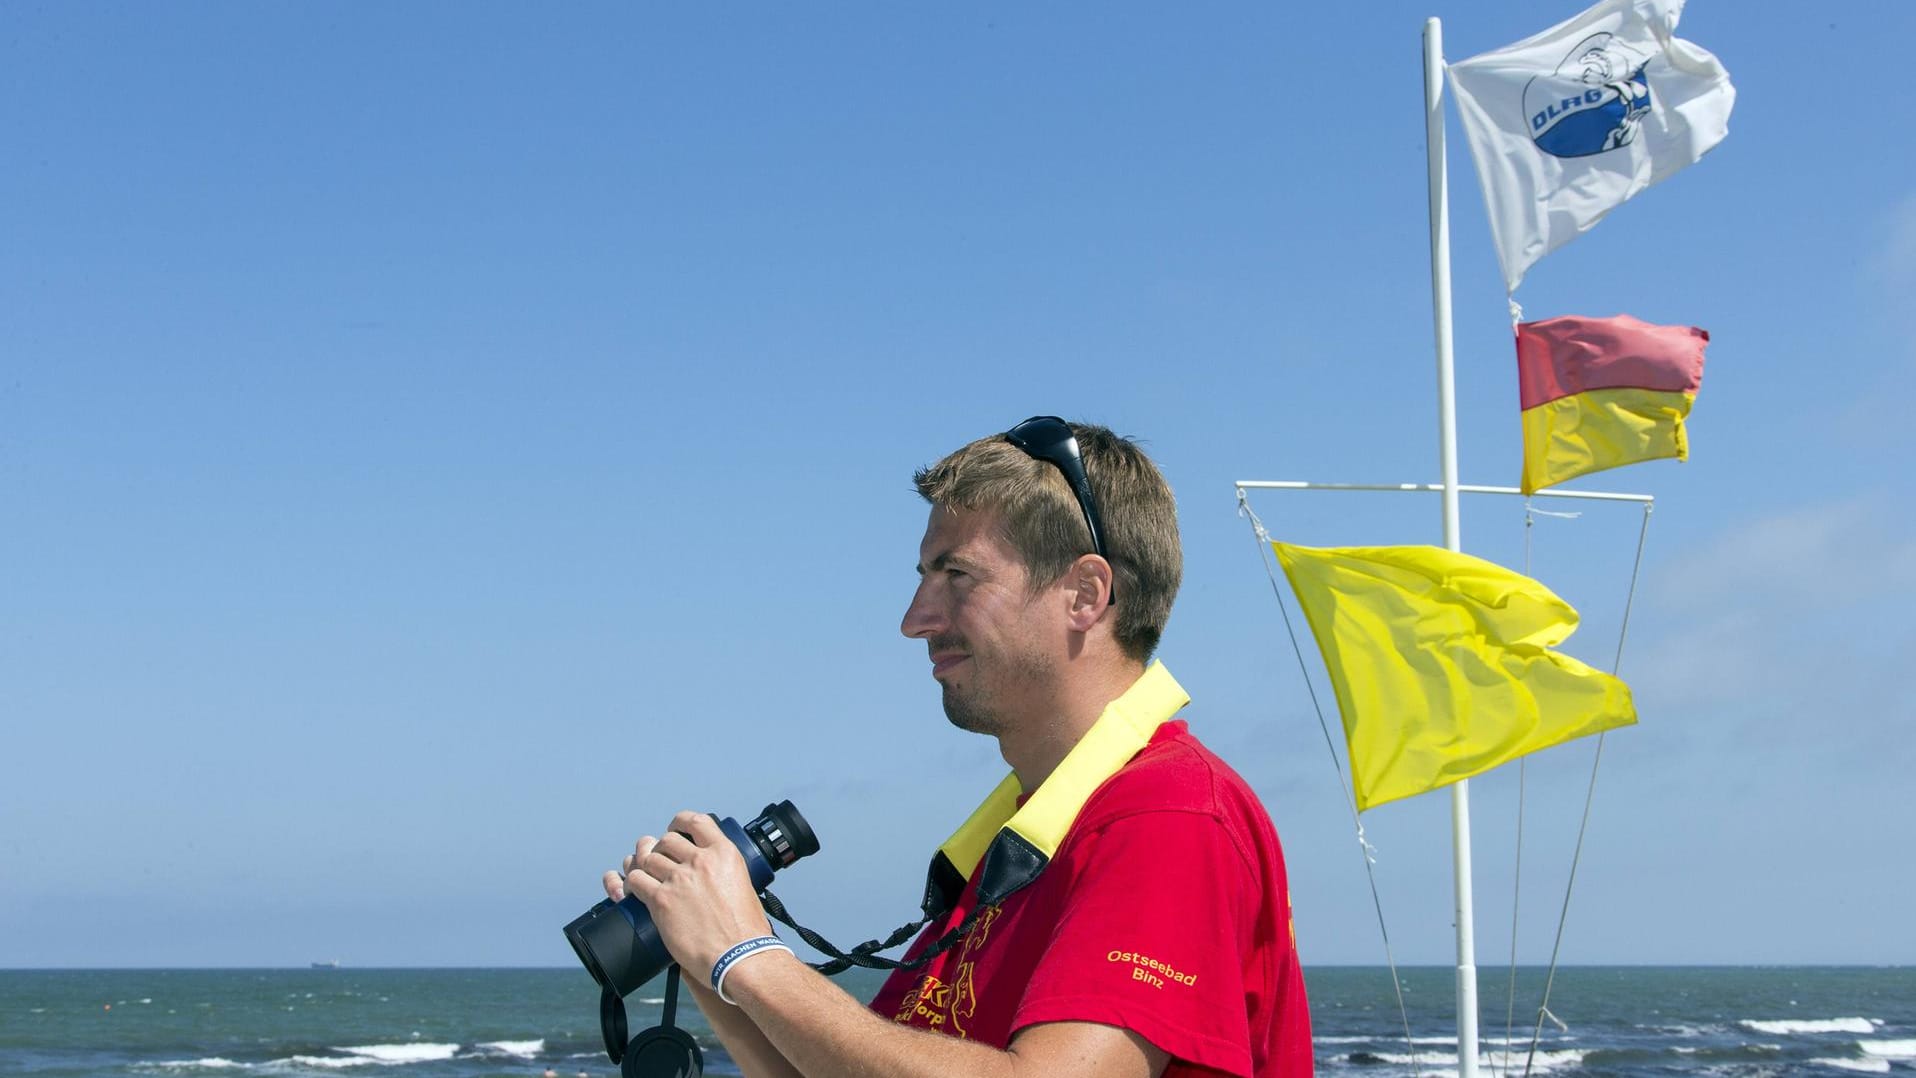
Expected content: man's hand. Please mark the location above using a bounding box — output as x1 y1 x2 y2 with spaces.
602 811 777 976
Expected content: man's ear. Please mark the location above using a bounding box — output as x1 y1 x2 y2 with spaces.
1063 554 1114 632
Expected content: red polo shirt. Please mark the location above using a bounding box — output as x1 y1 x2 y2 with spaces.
869 721 1313 1076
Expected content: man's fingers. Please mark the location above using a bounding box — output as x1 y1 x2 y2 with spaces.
603 813 714 906
671 811 726 846
624 836 661 875
610 836 663 901
652 831 697 862
623 868 652 901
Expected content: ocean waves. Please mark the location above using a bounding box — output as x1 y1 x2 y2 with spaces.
1811 1059 1891 1074
1799 1037 1916 1075
1303 967 1916 1077
1740 1016 1880 1035
1332 1046 1589 1075
142 1040 549 1073
333 1044 461 1065
10 966 1915 1078
1704 1019 1914 1076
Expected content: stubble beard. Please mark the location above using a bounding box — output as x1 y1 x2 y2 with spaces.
940 648 1054 738
942 683 1005 737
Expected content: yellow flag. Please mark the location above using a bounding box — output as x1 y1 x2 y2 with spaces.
1272 542 1636 812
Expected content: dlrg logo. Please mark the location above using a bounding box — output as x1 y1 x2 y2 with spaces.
1521 31 1652 159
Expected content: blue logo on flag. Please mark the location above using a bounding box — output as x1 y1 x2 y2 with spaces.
1522 33 1651 159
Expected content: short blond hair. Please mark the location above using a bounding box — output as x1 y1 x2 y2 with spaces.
913 421 1181 662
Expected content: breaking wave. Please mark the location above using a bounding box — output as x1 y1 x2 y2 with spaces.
475 1039 544 1058
1739 1018 1878 1035
1811 1060 1891 1074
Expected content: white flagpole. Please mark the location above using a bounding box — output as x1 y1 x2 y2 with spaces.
1423 17 1481 1078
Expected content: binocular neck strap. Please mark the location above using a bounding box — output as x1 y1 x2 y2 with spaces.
759 888 987 977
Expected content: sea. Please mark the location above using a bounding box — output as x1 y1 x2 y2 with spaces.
2 965 1911 1077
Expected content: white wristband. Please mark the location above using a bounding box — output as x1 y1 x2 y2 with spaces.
710 935 794 1006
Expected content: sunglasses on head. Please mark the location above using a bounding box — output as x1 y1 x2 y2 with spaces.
1005 415 1115 604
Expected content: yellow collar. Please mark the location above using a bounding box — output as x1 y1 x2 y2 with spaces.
921 662 1190 913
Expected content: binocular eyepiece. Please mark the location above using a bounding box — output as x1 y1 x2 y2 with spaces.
564 801 819 998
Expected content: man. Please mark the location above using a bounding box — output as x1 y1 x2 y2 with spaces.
604 417 1313 1077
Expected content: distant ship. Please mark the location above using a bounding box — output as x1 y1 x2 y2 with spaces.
310 960 340 969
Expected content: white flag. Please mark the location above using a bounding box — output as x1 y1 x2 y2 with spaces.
1448 0 1734 293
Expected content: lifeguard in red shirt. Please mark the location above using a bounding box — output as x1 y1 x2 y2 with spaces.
606 417 1314 1077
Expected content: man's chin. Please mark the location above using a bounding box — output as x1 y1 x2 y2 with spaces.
941 686 1003 737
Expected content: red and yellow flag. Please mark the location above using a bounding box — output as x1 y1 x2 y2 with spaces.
1517 314 1709 494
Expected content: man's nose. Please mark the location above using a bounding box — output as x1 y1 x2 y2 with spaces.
900 578 945 639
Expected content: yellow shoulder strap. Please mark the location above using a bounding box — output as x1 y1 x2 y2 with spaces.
921 662 1189 914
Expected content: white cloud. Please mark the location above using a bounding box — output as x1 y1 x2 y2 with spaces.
1626 497 1916 769
1658 496 1916 610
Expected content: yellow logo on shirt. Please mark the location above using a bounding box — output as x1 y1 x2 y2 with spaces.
891 904 1002 1039
1105 949 1197 988
894 974 952 1028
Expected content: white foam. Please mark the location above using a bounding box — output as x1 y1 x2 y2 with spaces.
1317 1035 1460 1045
148 1060 247 1071
335 1043 461 1064
1860 1040 1916 1059
283 1055 379 1070
1361 1051 1460 1068
1352 1047 1588 1072
1812 1060 1890 1074
1740 1018 1878 1035
1491 1049 1588 1074
1483 1035 1574 1046
638 996 666 1004
1340 1034 1567 1049
478 1039 544 1059
1650 1023 1719 1037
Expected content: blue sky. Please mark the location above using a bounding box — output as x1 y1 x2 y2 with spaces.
3 2 1910 971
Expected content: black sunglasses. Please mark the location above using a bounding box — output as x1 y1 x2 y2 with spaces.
1005 415 1115 603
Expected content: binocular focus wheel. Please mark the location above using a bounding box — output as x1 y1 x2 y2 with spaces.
621 1026 703 1078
